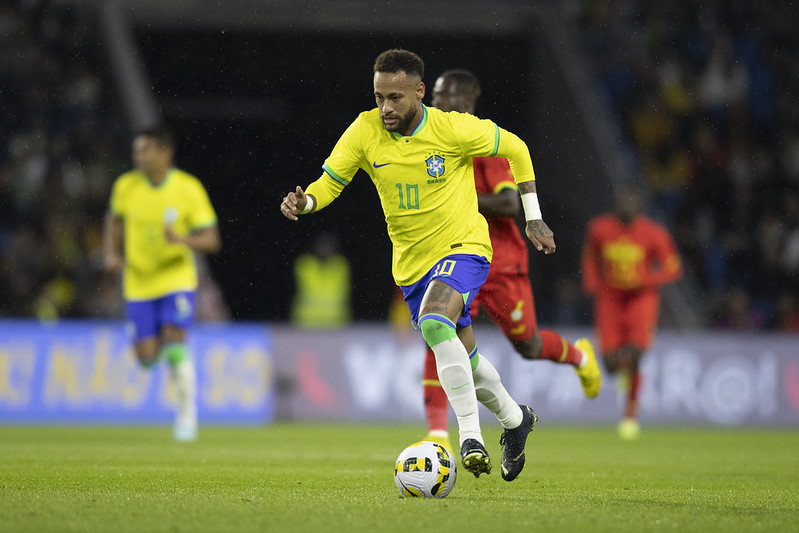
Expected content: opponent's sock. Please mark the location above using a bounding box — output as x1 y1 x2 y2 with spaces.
624 371 641 420
162 343 197 425
420 314 482 444
539 330 585 367
423 348 450 434
470 347 523 429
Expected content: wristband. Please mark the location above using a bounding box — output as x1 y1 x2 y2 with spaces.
521 192 542 221
301 195 315 214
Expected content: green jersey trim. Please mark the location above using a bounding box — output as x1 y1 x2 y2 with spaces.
490 124 500 156
322 163 351 186
190 218 218 232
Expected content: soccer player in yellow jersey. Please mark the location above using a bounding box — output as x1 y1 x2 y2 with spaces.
280 49 554 482
103 124 221 442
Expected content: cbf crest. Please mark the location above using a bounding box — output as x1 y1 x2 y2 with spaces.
426 154 445 179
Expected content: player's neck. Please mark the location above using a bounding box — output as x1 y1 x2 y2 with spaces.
147 168 170 186
400 104 425 137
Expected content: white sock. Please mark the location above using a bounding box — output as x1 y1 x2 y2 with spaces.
430 338 482 445
171 358 197 426
472 352 522 429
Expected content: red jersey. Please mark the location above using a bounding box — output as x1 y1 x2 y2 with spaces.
473 157 528 275
582 213 682 297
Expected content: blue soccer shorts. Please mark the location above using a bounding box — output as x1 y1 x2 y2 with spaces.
399 254 490 330
125 291 196 343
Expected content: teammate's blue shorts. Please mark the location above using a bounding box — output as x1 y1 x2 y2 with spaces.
126 291 196 343
399 254 490 330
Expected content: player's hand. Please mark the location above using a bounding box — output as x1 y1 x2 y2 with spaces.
104 253 124 273
525 220 556 255
280 186 308 221
164 225 185 245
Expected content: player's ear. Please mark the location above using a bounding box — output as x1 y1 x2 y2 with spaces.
416 81 425 100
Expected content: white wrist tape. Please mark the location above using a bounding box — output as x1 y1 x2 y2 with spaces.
521 192 542 221
301 195 315 214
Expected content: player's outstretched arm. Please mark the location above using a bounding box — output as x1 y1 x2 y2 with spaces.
102 211 125 273
518 181 556 255
165 225 222 254
280 186 310 221
281 173 344 221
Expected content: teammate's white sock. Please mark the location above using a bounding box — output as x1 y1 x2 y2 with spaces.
471 350 523 429
430 337 482 445
172 358 197 427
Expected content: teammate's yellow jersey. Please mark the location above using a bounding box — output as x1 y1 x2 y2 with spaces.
110 168 217 300
307 104 536 286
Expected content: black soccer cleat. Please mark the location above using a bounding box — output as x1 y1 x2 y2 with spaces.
499 405 538 482
460 438 492 478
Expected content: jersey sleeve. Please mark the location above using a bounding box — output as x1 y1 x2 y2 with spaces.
109 175 128 217
187 179 218 230
452 112 501 160
310 114 367 210
322 113 367 186
495 127 535 184
305 173 347 211
452 112 536 185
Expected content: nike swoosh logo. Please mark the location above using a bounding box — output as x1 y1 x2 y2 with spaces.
451 383 469 390
372 161 391 168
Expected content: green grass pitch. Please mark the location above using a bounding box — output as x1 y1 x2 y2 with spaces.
1 424 797 533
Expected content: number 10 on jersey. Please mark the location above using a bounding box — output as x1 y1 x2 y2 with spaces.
396 183 420 210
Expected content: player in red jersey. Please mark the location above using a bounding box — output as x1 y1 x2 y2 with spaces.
421 69 602 453
581 186 683 439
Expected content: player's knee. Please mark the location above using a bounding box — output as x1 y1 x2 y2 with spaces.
625 346 644 370
419 315 457 348
515 333 542 360
134 341 160 368
603 351 620 373
136 354 159 369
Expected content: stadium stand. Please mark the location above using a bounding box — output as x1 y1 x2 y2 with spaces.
572 0 799 330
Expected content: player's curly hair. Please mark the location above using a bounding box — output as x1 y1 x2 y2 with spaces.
373 49 424 79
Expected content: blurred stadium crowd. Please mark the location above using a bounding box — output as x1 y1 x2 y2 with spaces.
575 1 799 330
1 0 797 330
0 3 124 320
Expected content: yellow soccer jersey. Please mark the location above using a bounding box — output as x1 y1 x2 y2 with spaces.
310 104 536 286
110 168 217 300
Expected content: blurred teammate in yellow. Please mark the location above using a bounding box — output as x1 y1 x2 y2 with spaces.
103 124 221 441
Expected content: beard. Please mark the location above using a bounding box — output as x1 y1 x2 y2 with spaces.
382 105 418 135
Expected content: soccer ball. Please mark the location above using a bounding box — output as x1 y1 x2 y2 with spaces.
393 440 456 498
